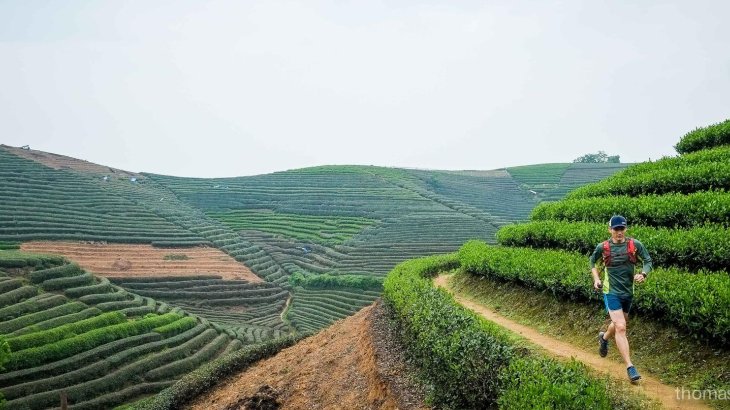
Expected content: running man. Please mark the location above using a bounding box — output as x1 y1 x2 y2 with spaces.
589 215 652 382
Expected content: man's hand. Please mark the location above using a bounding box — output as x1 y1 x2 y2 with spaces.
634 273 646 283
593 279 602 290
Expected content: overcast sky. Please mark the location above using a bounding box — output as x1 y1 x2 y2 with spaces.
1 1 728 177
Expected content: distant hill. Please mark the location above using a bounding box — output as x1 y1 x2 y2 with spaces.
0 145 629 334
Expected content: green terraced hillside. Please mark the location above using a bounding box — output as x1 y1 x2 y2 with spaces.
108 275 290 342
0 251 247 409
506 162 631 201
0 147 208 247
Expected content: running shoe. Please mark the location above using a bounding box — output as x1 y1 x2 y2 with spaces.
627 366 641 382
598 331 609 357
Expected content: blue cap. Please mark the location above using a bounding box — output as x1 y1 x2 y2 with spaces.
609 215 627 229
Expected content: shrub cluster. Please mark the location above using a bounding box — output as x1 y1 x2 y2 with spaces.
288 272 383 290
27 263 83 283
497 357 611 409
40 272 94 291
0 287 38 309
0 251 65 269
675 118 730 154
0 242 19 251
7 312 126 351
496 221 730 272
458 240 730 343
531 190 730 228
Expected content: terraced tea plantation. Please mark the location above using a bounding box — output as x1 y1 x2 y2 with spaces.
0 147 207 247
463 119 730 344
108 275 289 342
0 251 246 409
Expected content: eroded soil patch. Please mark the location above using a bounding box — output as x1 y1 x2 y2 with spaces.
21 241 262 282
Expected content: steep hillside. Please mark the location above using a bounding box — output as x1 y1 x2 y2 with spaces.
0 251 247 409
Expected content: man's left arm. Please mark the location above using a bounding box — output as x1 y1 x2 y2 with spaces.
635 240 653 282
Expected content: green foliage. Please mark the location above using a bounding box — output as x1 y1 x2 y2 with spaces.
498 357 611 410
207 209 376 245
458 241 730 343
6 312 181 370
531 191 730 228
7 311 126 351
0 242 19 250
0 294 67 321
153 316 198 337
0 301 87 335
289 272 383 290
675 118 730 154
384 253 516 408
163 253 189 261
0 336 10 370
0 250 65 269
573 151 620 164
496 220 730 272
28 263 84 283
0 286 38 309
506 163 570 185
40 272 94 291
134 334 307 410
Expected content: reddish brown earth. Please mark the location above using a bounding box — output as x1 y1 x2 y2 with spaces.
21 241 262 282
188 303 429 410
1 144 139 177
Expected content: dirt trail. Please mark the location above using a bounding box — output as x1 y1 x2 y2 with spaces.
434 274 710 410
280 293 292 322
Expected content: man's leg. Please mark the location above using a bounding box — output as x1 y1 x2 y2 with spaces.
603 311 628 341
606 309 633 367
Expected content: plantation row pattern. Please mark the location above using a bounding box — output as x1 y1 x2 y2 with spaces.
0 251 248 409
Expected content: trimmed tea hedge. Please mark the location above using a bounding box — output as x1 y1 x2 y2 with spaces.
497 357 610 409
288 272 383 290
496 221 730 272
675 118 730 154
7 311 126 351
6 313 181 370
531 191 730 228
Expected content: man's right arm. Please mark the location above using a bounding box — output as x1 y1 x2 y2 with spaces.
589 244 603 289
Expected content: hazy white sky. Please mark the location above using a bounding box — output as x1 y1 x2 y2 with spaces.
1 1 728 177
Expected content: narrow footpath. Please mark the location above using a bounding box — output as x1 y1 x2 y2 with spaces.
434 274 710 410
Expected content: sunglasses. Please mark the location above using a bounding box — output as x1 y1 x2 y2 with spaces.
612 226 626 232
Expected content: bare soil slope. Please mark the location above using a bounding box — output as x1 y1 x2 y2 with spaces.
21 241 262 282
189 302 428 410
